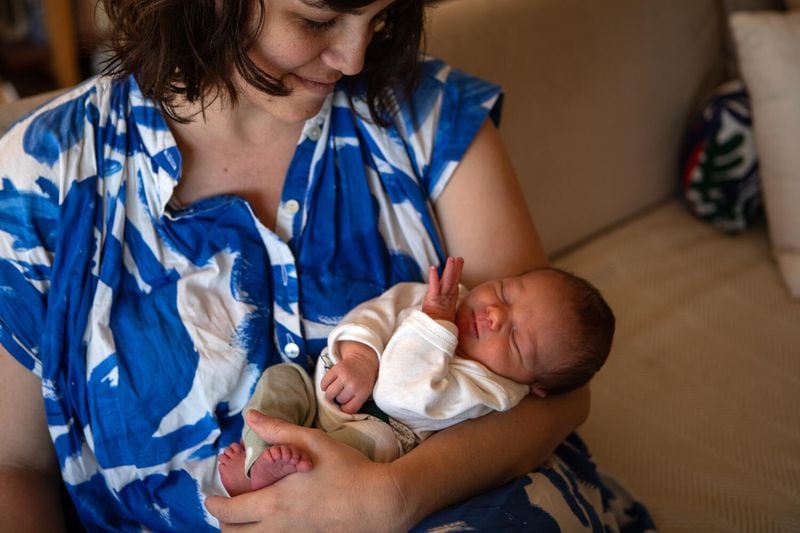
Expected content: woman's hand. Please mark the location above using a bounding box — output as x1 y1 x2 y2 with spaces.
205 412 409 532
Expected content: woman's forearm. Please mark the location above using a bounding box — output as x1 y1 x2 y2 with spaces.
387 384 590 526
0 347 66 532
0 468 66 532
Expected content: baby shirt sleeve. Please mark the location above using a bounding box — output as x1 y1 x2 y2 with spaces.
325 282 429 363
372 310 527 433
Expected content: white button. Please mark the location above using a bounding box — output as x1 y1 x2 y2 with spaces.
307 126 321 141
284 200 300 214
284 342 300 358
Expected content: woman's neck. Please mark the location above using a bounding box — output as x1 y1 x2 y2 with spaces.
171 92 305 148
165 94 306 231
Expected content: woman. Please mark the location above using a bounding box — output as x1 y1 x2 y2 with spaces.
0 0 616 530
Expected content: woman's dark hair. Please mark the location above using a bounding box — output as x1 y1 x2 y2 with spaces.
99 0 426 123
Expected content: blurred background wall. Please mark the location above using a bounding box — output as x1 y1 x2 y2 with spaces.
0 0 107 102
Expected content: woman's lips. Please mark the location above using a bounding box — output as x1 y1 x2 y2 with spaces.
294 74 338 95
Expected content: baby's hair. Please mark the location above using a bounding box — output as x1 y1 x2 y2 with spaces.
530 267 615 396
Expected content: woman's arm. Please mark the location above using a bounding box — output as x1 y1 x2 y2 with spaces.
0 346 66 532
435 119 548 284
391 387 590 525
385 118 590 523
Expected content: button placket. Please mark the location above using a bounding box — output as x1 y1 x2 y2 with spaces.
284 199 300 214
307 125 322 141
258 227 308 367
283 341 300 359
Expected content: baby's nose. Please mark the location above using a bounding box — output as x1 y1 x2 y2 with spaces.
486 305 506 330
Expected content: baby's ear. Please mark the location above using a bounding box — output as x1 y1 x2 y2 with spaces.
529 383 547 398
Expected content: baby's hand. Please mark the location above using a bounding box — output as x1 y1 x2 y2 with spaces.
422 256 464 322
320 341 379 414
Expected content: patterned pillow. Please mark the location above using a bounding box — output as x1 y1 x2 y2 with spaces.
681 79 762 233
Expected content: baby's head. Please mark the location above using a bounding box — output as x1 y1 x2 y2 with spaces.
454 267 614 398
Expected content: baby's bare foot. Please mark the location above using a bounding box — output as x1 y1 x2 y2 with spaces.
218 442 251 497
249 444 313 491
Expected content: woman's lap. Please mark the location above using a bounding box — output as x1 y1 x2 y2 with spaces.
411 434 656 532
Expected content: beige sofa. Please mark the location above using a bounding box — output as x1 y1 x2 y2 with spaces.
1 1 798 530
426 0 800 531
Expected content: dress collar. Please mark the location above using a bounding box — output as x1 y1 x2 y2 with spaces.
127 76 336 220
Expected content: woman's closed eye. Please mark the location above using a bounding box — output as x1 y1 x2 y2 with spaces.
302 16 337 32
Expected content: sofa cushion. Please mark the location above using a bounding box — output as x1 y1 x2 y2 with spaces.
558 199 800 531
730 10 800 297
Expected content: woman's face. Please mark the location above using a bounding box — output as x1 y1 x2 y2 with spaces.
242 0 395 123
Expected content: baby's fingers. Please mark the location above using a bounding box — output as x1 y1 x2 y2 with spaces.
339 393 366 414
320 366 337 391
440 256 464 293
425 265 442 305
323 378 345 402
426 265 441 293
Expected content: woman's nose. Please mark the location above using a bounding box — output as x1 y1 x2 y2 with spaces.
321 27 372 76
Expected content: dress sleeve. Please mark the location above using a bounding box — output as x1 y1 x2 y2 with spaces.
394 56 504 202
0 94 80 375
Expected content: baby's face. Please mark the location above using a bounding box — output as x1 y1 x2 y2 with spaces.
454 270 573 393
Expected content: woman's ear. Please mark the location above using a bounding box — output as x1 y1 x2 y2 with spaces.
529 383 547 398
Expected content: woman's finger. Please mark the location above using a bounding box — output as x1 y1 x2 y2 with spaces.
244 412 321 450
205 491 264 526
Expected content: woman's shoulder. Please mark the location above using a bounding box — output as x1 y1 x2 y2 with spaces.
5 75 132 127
415 56 501 95
0 74 175 188
332 56 501 128
329 56 503 198
0 75 148 161
400 56 502 121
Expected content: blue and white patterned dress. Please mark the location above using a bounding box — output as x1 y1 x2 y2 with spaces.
0 57 652 531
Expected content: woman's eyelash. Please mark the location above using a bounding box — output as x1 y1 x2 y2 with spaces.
302 11 387 33
303 18 337 31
